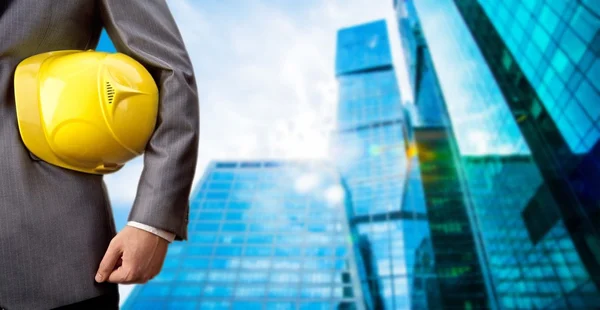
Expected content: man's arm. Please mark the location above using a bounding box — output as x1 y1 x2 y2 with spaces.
99 0 199 239
95 0 199 284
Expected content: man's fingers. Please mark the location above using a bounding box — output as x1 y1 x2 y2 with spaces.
107 265 149 284
97 226 169 284
107 265 132 284
95 241 122 283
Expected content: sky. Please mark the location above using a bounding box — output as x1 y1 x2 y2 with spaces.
96 0 411 302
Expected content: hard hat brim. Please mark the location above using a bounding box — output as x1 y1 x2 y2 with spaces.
14 50 112 175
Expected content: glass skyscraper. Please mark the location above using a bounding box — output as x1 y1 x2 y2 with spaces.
332 20 432 309
122 161 365 310
396 0 600 308
397 1 493 308
453 0 600 308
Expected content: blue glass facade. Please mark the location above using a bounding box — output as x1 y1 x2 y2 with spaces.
400 0 600 308
476 0 600 154
332 19 434 310
399 156 441 309
461 155 600 309
396 1 447 129
122 161 365 310
451 0 600 308
400 0 530 157
336 70 405 132
397 1 494 308
335 20 394 76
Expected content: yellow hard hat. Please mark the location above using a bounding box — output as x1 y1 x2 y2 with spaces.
14 50 159 174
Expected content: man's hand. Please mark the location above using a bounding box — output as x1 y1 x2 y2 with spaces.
95 226 168 284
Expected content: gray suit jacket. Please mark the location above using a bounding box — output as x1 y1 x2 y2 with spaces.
0 1 199 309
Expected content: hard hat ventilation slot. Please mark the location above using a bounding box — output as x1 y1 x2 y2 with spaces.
106 81 115 104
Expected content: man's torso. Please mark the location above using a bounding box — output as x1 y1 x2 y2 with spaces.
0 1 119 309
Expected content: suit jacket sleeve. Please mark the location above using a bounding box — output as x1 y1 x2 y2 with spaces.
99 0 199 240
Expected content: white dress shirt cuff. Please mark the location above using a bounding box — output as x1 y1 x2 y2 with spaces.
127 221 176 243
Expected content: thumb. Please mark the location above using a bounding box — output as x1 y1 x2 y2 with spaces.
95 241 122 283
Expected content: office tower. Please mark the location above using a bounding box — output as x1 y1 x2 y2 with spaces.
453 0 600 308
332 20 431 309
400 0 600 308
396 1 493 308
122 161 365 310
